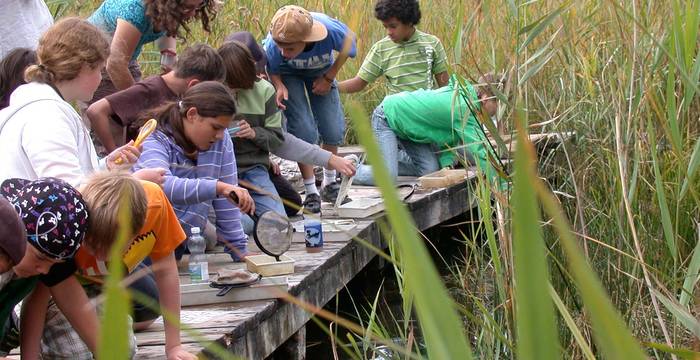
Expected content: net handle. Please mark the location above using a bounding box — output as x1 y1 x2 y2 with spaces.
228 191 285 260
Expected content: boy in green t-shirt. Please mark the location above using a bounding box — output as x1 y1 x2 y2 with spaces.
352 74 503 187
339 0 449 95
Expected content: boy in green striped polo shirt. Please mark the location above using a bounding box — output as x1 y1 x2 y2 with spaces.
338 0 449 95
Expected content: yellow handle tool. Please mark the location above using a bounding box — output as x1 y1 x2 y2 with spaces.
114 118 158 165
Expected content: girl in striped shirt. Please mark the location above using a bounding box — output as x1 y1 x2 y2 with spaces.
133 81 255 261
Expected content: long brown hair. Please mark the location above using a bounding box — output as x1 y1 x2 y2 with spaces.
218 40 257 90
147 81 236 155
24 17 109 84
145 0 218 38
0 48 36 109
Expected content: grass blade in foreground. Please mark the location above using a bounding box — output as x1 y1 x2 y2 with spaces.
512 113 560 360
347 100 473 359
97 193 133 359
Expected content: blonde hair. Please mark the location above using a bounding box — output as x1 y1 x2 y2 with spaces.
81 171 148 257
25 17 110 84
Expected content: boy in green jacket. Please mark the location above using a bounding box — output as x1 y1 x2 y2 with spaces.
353 74 502 187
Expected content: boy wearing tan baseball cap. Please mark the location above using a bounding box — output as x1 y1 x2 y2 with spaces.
263 5 357 213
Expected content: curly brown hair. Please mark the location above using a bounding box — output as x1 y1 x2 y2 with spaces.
144 0 219 38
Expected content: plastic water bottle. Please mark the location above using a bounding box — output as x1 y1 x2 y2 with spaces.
188 227 209 283
304 209 323 253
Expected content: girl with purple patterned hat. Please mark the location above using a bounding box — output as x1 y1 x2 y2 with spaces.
0 177 92 356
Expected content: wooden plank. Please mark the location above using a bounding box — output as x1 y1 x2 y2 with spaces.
180 277 288 306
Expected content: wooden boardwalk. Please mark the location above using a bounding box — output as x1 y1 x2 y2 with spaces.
6 133 569 359
134 177 478 359
135 132 573 359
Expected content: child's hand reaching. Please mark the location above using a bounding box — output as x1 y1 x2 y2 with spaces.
275 83 288 110
132 168 166 186
106 141 141 169
327 154 356 177
217 182 255 215
270 159 281 175
312 76 332 95
233 120 256 139
166 345 197 360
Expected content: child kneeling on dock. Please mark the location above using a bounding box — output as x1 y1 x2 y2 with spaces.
0 178 92 357
21 172 197 360
352 74 504 188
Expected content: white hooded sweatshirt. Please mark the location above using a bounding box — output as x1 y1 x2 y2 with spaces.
0 82 100 187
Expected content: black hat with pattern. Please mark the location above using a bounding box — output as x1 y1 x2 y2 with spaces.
1 178 89 260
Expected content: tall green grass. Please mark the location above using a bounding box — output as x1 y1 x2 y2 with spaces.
50 0 700 358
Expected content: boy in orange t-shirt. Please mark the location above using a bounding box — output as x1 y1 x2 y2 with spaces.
21 172 194 360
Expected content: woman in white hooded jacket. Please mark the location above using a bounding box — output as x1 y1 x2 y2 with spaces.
0 17 145 187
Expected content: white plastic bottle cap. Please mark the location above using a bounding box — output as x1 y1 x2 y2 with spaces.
191 227 201 234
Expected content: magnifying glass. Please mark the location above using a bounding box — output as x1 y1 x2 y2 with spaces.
228 191 294 262
114 118 158 165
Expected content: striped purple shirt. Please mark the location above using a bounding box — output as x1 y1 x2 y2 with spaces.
133 129 247 259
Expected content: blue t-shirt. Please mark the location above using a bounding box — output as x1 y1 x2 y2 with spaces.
263 12 357 75
88 0 165 61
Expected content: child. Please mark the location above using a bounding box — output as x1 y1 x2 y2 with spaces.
264 5 357 212
0 17 142 187
87 43 226 153
353 74 503 187
22 171 196 360
0 177 94 357
0 48 36 110
338 0 449 95
133 81 255 261
218 40 286 230
222 36 357 217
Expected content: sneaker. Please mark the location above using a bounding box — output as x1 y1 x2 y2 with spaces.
321 182 352 204
303 193 321 213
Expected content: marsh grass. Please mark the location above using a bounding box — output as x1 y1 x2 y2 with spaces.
51 0 700 358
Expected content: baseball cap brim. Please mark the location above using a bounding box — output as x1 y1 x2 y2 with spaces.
304 21 328 42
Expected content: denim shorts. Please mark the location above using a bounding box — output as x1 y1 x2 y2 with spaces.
278 67 346 146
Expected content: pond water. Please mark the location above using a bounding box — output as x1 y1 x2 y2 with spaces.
305 211 479 359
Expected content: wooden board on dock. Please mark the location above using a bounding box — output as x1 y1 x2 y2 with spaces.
7 134 571 360
180 276 288 307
